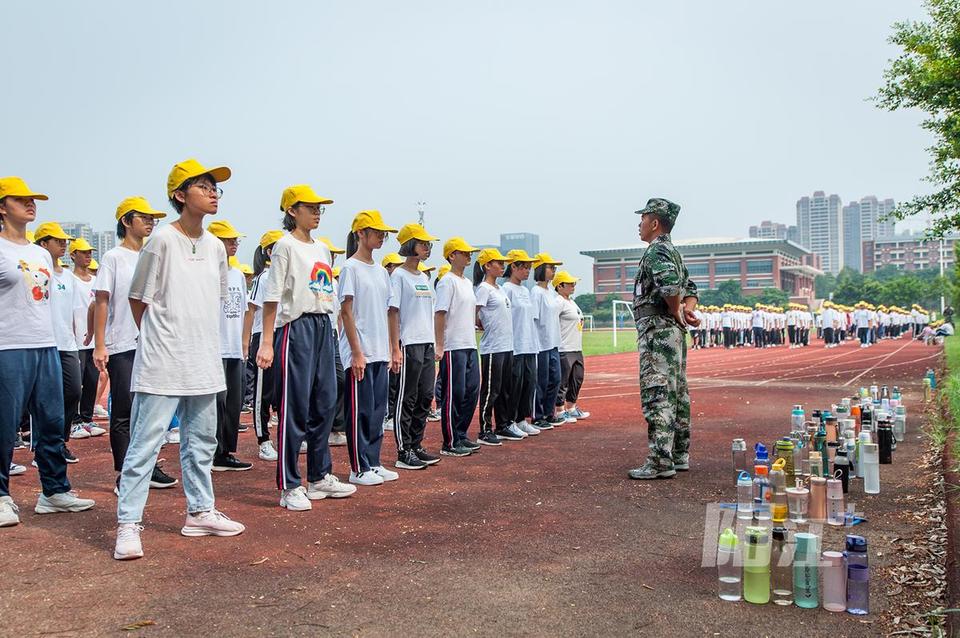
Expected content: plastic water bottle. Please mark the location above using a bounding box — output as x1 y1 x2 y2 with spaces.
791 405 805 431
834 449 850 494
862 443 880 494
771 527 793 606
717 528 741 601
847 564 870 614
926 368 936 390
822 551 847 612
732 439 748 478
893 406 906 442
737 471 754 520
770 459 788 523
743 527 771 604
826 478 845 526
753 465 771 521
793 532 820 608
754 442 769 470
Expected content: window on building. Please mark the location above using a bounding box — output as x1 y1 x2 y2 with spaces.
624 266 639 279
745 279 774 289
746 259 773 274
687 263 709 277
596 265 622 279
714 261 742 276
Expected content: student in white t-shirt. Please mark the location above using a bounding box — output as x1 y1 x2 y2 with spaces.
553 271 590 424
502 249 540 437
258 186 356 511
67 238 105 438
207 220 252 472
380 252 404 433
473 248 519 444
531 252 565 428
114 159 246 561
0 177 95 528
319 237 348 447
387 223 441 471
338 210 399 486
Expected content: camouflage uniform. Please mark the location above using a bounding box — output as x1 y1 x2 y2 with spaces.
630 198 697 478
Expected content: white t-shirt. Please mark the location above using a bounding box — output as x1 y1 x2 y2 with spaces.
219 266 247 359
128 225 227 396
338 257 391 367
51 268 79 351
503 281 540 355
531 285 562 351
475 281 513 355
264 234 337 328
434 272 477 352
558 296 584 353
389 266 435 346
95 246 141 355
0 237 55 350
247 268 269 335
72 272 95 350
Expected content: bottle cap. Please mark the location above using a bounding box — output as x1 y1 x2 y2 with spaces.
772 458 786 471
823 550 845 567
793 405 803 411
718 527 738 549
826 478 842 496
862 443 879 463
745 526 768 544
858 432 872 443
737 471 752 485
754 443 768 461
772 527 788 542
848 563 870 580
754 465 768 476
810 476 826 486
794 532 819 555
732 438 746 451
845 535 867 553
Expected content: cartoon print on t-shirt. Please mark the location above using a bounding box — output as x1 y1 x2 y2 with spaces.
18 260 51 301
223 286 244 319
309 262 335 295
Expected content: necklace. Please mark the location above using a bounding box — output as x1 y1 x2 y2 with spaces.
175 222 203 254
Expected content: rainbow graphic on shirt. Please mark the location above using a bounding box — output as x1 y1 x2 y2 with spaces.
309 261 335 295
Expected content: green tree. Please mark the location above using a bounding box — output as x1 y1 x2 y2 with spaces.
831 268 866 305
755 288 789 306
574 293 597 313
877 0 960 236
872 264 901 282
814 273 836 299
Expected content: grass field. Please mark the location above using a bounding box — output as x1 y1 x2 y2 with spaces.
581 328 637 356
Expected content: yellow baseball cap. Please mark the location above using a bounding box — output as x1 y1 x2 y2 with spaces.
167 159 231 198
436 264 452 280
332 266 341 278
207 220 244 239
419 262 436 273
259 230 284 250
552 270 579 287
0 177 48 201
69 238 95 253
477 247 512 266
238 263 253 275
443 237 479 259
319 237 345 254
397 223 438 245
381 252 404 267
280 184 333 211
505 249 535 264
89 258 99 271
533 252 563 269
33 222 74 241
116 196 167 221
351 210 397 233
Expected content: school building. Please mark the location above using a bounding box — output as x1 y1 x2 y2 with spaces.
580 237 822 305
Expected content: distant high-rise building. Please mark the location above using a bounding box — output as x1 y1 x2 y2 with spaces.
499 232 539 257
748 221 787 240
842 201 862 272
858 196 896 240
60 222 94 246
786 225 801 245
92 230 116 256
796 191 843 274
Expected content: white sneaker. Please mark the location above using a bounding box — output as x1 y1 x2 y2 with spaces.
270 415 278 426
427 409 441 422
258 440 278 461
164 429 180 445
328 432 347 446
517 420 540 436
559 410 577 424
280 486 312 511
383 418 395 432
35 491 96 514
0 496 20 527
181 510 245 537
93 405 109 418
506 423 528 439
84 422 107 436
372 466 399 482
299 441 308 454
570 407 591 420
307 474 357 499
349 471 384 486
69 423 91 439
113 523 143 560
9 463 26 476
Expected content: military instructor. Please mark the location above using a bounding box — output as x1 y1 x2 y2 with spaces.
629 198 699 480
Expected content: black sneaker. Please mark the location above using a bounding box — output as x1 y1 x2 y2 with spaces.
114 474 120 496
414 447 441 465
150 465 179 488
546 415 566 427
63 446 79 464
395 450 427 470
440 445 472 457
13 432 26 449
212 454 253 472
531 419 553 431
457 437 481 451
495 427 523 441
241 403 253 413
238 425 249 433
478 431 502 446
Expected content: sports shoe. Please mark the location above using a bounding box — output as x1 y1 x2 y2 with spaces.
164 429 180 445
34 491 96 514
280 486 312 511
478 431 502 446
372 466 399 481
62 446 79 463
457 437 481 450
69 423 91 439
307 474 356 499
414 448 440 465
627 460 676 480
212 455 253 472
672 454 690 471
150 465 178 489
299 441 308 454
113 474 120 496
113 523 143 560
238 424 249 433
328 432 347 446
440 444 472 457
270 415 278 425
383 417 395 432
83 422 107 436
180 510 245 537
0 496 20 527
570 406 590 420
427 408 441 422
396 450 427 470
9 463 26 476
13 432 26 449
241 403 252 413
258 440 278 461
558 410 577 424
349 471 384 486
546 414 566 427
93 405 109 418
531 419 554 431
507 423 529 439
517 421 540 436
495 426 524 441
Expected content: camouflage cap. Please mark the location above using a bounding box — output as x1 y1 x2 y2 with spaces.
635 197 681 226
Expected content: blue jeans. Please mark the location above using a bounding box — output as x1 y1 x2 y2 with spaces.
117 393 218 523
0 347 70 497
534 348 561 421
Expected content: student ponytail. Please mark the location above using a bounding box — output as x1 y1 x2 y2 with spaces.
253 245 273 276
504 263 514 279
345 231 359 259
472 261 484 286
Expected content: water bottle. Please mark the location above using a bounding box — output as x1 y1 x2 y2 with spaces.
717 528 741 601
861 405 873 433
880 385 890 400
791 405 805 431
809 476 827 522
822 551 847 612
834 449 850 494
793 532 820 608
845 437 858 479
753 465 771 521
924 377 933 402
771 527 793 606
754 442 769 470
774 438 795 484
770 459 788 523
877 422 894 464
736 471 754 520
845 535 868 568
826 478 845 526
732 439 748 478
862 443 880 494
926 368 936 390
847 564 870 615
893 406 906 442
869 385 879 401
743 527 771 604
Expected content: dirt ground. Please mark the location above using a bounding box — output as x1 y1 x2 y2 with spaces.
0 337 941 637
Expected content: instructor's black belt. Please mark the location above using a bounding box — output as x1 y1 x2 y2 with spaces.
632 305 669 320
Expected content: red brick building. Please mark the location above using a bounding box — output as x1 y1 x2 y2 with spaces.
862 233 957 273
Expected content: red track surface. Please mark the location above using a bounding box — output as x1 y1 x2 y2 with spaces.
0 337 941 636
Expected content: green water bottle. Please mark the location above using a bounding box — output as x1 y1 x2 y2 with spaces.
793 532 820 608
743 526 771 604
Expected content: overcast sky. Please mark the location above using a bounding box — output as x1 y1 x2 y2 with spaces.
3 1 932 289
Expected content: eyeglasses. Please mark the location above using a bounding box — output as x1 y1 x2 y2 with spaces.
193 183 224 199
296 203 325 215
132 213 157 224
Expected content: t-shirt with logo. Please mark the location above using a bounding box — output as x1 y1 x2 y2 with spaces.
219 266 248 359
338 256 391 367
475 281 512 355
264 233 336 328
531 285 562 351
128 225 227 396
503 281 539 355
558 296 584 353
51 268 79 351
247 267 269 335
72 272 96 350
0 236 55 350
94 246 141 355
389 266 435 347
434 272 477 352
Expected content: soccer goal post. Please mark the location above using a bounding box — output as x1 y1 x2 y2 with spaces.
612 299 634 348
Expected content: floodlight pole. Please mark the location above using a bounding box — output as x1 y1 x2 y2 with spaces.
417 201 426 227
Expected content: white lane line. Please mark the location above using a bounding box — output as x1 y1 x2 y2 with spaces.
842 340 918 387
